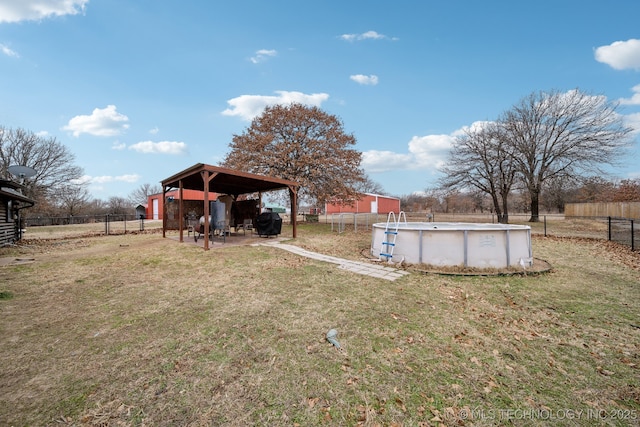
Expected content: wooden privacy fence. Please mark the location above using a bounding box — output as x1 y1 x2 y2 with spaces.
565 202 640 220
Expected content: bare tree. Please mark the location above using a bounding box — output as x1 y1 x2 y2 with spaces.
440 122 517 223
86 198 109 215
0 126 84 208
129 183 161 205
354 175 386 195
108 196 131 215
540 175 575 213
400 187 446 213
222 103 366 217
52 183 91 216
500 89 633 222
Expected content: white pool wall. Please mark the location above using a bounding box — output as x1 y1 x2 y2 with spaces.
371 222 532 268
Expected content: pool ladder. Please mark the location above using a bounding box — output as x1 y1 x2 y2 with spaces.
379 211 406 261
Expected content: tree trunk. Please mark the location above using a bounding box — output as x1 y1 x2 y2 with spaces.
529 190 540 222
500 191 509 224
490 193 504 224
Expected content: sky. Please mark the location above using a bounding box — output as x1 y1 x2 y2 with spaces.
1 0 640 201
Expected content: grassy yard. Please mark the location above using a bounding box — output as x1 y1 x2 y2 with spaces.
0 223 639 426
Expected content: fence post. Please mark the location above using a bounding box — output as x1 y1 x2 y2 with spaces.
608 216 612 241
139 216 145 231
105 214 110 235
632 219 635 251
544 215 547 237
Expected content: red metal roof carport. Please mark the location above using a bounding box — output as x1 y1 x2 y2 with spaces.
161 163 299 250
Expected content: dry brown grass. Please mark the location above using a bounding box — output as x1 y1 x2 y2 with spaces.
0 223 639 426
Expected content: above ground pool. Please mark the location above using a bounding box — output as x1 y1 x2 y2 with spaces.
371 221 532 269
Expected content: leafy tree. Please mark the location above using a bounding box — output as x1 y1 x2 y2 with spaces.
571 176 616 203
612 178 640 202
222 103 366 216
0 126 84 209
500 89 633 222
440 122 517 223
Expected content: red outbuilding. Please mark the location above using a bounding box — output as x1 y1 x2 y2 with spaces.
146 189 212 221
324 193 400 215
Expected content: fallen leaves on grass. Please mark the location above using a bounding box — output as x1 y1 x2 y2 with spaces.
545 235 640 271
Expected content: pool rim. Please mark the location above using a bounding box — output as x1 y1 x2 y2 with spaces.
371 221 533 268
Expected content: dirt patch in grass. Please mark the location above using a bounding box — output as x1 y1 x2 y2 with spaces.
405 257 553 276
1 224 639 426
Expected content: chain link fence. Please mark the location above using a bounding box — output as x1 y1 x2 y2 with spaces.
326 212 638 252
607 217 638 251
20 212 639 251
23 214 162 239
329 213 383 233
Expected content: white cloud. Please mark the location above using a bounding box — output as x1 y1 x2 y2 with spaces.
408 134 454 165
624 112 640 135
361 128 467 174
62 105 129 137
149 126 159 135
594 39 640 70
361 150 413 173
74 174 139 185
0 43 19 57
115 174 140 183
70 175 92 185
111 141 126 150
340 30 397 42
222 90 330 121
250 49 277 64
619 84 640 106
92 174 140 184
0 0 89 23
129 140 187 154
350 74 379 85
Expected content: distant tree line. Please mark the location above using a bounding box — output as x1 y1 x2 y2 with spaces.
1 125 159 218
399 177 640 216
28 183 161 219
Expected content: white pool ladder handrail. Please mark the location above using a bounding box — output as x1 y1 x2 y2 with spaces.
379 211 406 261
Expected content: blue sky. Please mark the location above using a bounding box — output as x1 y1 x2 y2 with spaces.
1 0 639 201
